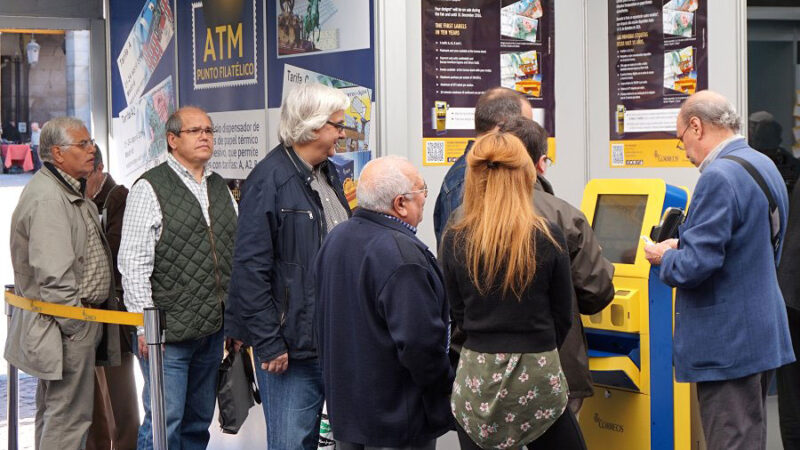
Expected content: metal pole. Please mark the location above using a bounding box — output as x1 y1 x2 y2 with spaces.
143 307 167 450
5 286 18 450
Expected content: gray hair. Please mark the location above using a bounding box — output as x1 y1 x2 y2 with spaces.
165 106 213 152
278 83 350 146
92 144 104 172
357 156 416 214
39 117 87 163
681 94 741 133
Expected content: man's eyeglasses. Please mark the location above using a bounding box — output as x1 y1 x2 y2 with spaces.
326 121 357 132
62 139 96 151
676 123 691 151
178 127 215 137
401 182 428 198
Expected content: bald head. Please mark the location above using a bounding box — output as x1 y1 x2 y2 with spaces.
358 156 426 226
474 87 532 135
677 90 741 167
679 90 741 133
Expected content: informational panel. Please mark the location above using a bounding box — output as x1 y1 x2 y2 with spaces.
608 0 707 168
420 0 555 166
176 0 267 181
109 0 178 186
267 0 376 208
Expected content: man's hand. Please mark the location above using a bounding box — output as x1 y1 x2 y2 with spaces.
261 352 289 374
138 334 149 359
225 338 244 353
644 238 679 265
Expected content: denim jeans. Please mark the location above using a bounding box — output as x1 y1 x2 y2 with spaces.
136 328 223 450
256 357 324 450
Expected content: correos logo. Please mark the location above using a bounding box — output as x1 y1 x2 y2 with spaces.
594 413 625 433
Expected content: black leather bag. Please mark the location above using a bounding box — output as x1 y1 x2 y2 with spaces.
217 346 260 434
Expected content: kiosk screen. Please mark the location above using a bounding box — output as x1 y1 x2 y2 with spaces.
592 194 648 264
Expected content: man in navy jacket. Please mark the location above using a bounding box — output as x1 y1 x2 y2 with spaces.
645 90 795 450
315 156 453 449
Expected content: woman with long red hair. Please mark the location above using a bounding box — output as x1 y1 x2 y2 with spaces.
441 130 585 449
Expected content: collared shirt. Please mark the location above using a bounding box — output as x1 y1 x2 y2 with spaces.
699 135 745 173
56 167 111 303
119 153 238 332
298 156 349 232
381 213 418 234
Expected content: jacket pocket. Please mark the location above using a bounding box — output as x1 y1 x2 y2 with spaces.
676 305 735 370
278 208 317 263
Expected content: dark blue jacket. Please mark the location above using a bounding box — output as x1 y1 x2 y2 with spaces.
432 142 472 249
660 139 795 382
315 209 453 447
226 144 350 363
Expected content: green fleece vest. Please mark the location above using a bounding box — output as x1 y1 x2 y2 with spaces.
140 162 237 343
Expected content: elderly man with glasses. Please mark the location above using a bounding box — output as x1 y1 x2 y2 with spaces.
6 117 120 449
119 106 239 450
226 83 352 449
315 156 452 450
645 91 795 450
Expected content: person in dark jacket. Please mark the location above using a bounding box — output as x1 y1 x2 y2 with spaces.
777 179 800 450
226 83 352 449
433 86 533 249
499 117 615 415
442 130 585 449
315 156 452 449
85 150 139 450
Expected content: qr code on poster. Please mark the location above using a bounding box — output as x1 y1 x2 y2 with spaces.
611 143 625 166
426 141 445 163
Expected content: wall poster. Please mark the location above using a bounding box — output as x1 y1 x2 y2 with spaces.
110 0 178 187
176 0 267 184
608 0 706 168
268 0 376 208
421 0 555 166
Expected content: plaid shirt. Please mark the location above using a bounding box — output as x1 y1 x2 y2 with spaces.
56 168 111 303
119 154 238 332
299 157 349 232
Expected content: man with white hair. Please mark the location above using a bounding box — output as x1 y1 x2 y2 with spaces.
645 90 795 450
6 117 119 449
314 156 453 450
226 83 352 448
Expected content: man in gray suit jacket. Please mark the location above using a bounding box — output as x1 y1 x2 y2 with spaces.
645 91 795 450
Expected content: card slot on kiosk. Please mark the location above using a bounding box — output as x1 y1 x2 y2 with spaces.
578 179 699 450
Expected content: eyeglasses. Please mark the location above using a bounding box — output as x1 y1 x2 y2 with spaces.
401 182 428 198
676 123 691 151
326 120 357 132
62 139 96 151
178 127 215 137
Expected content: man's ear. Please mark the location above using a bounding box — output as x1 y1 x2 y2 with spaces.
392 194 408 218
166 132 179 151
535 155 547 174
51 145 65 164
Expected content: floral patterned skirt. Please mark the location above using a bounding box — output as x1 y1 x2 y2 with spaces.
451 348 568 449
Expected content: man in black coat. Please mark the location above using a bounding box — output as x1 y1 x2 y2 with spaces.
315 156 453 450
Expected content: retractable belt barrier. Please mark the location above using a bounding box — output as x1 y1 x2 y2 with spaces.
4 290 168 450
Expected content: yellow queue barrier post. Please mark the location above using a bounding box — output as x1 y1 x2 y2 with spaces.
4 290 168 450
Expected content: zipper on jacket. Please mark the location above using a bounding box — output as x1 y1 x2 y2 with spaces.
280 286 289 327
207 202 223 304
281 208 314 220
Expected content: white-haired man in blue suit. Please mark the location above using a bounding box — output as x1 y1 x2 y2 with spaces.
645 90 795 450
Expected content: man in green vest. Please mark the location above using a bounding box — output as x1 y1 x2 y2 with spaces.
119 106 238 450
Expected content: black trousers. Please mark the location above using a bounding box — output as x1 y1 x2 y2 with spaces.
455 408 587 450
778 306 800 450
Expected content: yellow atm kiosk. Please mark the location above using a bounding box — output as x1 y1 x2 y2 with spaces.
578 179 695 450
